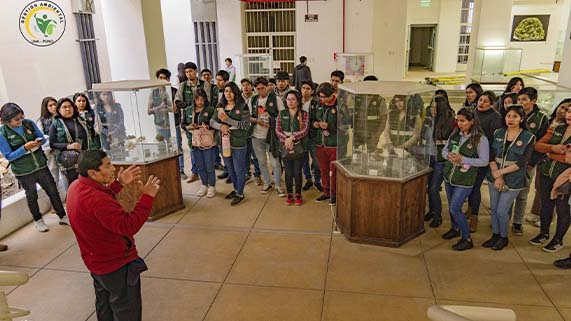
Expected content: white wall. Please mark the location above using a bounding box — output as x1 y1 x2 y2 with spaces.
372 0 408 80
217 0 243 78
101 0 149 80
558 6 571 87
296 0 343 83
434 0 462 73
0 0 111 122
407 0 441 25
345 0 374 53
161 0 196 84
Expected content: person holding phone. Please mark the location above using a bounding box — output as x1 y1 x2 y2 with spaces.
441 108 489 251
0 103 69 232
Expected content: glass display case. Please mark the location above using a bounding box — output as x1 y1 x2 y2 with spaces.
472 47 523 83
334 53 374 82
91 80 179 164
337 81 434 180
238 53 273 81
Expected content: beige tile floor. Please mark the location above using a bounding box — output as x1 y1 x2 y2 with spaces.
1 154 571 320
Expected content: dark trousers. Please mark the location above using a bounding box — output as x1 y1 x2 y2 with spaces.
284 156 305 194
62 168 79 186
540 174 571 242
467 166 489 216
302 140 321 182
92 264 142 321
17 167 66 221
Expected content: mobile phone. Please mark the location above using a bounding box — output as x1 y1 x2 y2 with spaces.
35 137 43 142
451 145 460 154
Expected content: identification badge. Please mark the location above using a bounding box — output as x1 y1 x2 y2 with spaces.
204 112 208 117
467 144 473 149
236 109 241 115
516 140 523 147
269 102 274 107
530 123 536 129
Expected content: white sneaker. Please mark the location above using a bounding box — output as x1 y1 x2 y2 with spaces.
206 186 216 198
526 214 540 223
260 184 273 194
276 187 286 198
59 216 70 226
35 219 49 232
196 185 208 197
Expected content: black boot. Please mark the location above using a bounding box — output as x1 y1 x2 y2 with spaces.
482 234 500 248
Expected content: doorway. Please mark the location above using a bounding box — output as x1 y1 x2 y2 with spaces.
408 25 437 71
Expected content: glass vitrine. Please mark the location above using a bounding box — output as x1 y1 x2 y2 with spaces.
337 81 435 180
335 53 374 82
472 47 523 83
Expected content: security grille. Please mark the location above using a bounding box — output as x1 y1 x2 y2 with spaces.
194 21 220 73
74 12 101 90
457 0 475 64
244 1 296 75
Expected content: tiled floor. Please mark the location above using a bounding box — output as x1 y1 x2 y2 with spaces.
2 154 571 320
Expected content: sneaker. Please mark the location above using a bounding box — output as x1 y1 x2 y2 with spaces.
225 191 237 200
295 193 302 206
554 257 571 269
260 184 273 194
206 186 216 198
442 228 460 240
302 180 314 191
543 239 564 253
35 219 49 232
512 224 524 236
276 187 286 198
180 172 188 180
186 173 199 183
329 197 336 205
215 163 225 171
217 172 229 179
59 216 70 226
231 195 245 206
0 243 7 252
429 217 442 228
225 177 232 184
286 194 294 205
424 212 434 222
482 234 500 248
255 176 263 186
529 233 550 246
452 238 474 251
314 181 323 192
315 194 330 202
492 237 509 251
196 185 208 197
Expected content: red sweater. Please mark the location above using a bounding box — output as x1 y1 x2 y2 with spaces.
66 176 155 275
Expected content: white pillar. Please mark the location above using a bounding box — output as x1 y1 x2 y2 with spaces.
465 0 513 81
160 0 196 81
434 0 462 73
372 0 408 80
558 8 571 88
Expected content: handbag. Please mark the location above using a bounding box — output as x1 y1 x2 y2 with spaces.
279 110 305 160
57 118 87 170
191 127 216 149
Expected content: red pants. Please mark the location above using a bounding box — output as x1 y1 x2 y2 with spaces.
317 146 337 197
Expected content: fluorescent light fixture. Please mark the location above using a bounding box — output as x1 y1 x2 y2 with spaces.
420 0 431 7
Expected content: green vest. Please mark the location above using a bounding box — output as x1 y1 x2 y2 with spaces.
53 117 98 152
490 128 535 190
181 79 205 105
539 124 571 179
526 107 548 137
443 133 480 187
313 100 338 147
278 109 308 149
183 105 215 148
151 88 170 128
213 102 249 148
389 110 414 147
0 119 47 176
250 93 279 137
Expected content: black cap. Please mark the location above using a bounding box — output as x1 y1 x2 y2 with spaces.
0 103 23 123
276 71 289 80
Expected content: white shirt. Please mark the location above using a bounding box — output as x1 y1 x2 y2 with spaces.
252 96 270 139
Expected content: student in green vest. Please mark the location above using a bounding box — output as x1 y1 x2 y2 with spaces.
148 71 174 141
510 87 548 234
174 62 206 182
387 95 422 151
0 103 69 232
213 70 230 180
241 78 262 185
74 92 101 150
96 91 126 151
484 105 535 250
276 90 309 205
49 98 99 186
300 80 322 192
441 108 489 251
181 89 217 198
210 82 251 206
250 77 286 196
529 107 571 253
423 95 456 228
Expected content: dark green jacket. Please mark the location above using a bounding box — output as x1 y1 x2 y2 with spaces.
526 105 548 166
303 97 320 140
210 102 251 148
312 98 338 147
443 132 480 187
181 105 215 149
489 128 535 190
0 120 47 176
539 124 571 179
278 109 308 149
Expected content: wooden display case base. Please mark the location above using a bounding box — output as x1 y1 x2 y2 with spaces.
114 155 184 221
335 162 429 247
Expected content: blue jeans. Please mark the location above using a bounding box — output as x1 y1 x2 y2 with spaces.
224 147 247 195
488 184 520 238
468 167 489 215
246 138 261 177
427 157 445 219
445 182 473 240
302 140 321 181
175 126 184 173
252 137 282 187
191 148 217 186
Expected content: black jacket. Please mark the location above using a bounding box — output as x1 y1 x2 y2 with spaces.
292 63 312 91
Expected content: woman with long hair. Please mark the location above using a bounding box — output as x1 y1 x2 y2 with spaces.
504 77 525 94
73 92 101 149
95 91 126 150
498 92 518 122
276 90 309 205
423 95 456 228
210 82 251 206
441 108 490 251
463 83 483 110
49 98 98 185
38 97 61 181
387 95 422 151
484 105 535 250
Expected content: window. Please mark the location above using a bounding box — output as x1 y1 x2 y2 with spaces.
74 12 101 90
194 21 220 73
243 1 296 74
457 0 475 64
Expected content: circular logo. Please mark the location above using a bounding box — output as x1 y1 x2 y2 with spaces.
516 140 523 147
530 123 536 129
467 144 473 149
19 1 66 47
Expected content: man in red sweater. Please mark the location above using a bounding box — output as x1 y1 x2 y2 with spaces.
66 150 160 321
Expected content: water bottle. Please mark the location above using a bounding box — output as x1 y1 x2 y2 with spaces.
222 133 231 157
